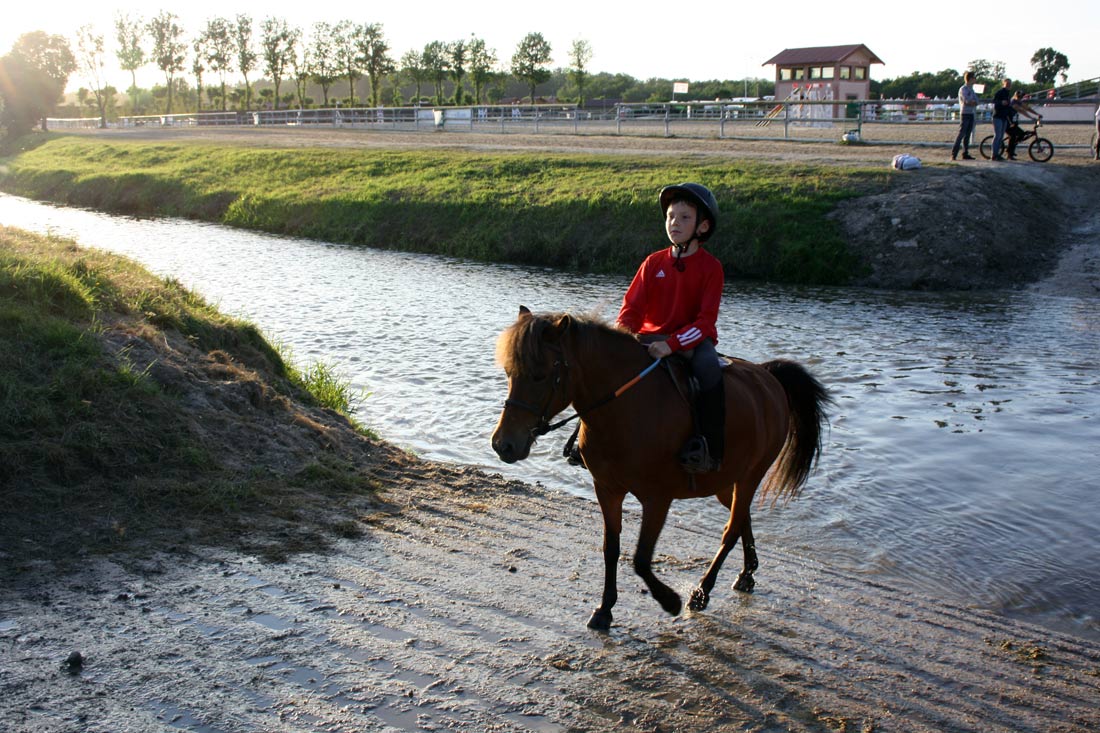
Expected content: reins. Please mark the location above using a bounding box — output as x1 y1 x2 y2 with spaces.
543 355 663 436
505 350 663 439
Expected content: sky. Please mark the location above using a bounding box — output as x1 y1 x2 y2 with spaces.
3 0 1098 94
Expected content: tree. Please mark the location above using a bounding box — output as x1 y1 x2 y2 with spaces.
0 31 76 136
290 35 309 109
467 36 496 105
401 49 427 103
448 39 467 105
75 25 110 127
191 38 206 111
511 32 552 103
234 15 258 110
261 17 299 110
305 23 339 107
422 41 449 103
967 58 1006 86
114 13 145 114
147 11 187 114
356 23 393 108
200 18 234 111
333 20 361 104
568 39 593 107
1030 47 1070 87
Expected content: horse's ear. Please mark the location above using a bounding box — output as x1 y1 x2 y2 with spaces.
518 305 531 317
546 313 572 342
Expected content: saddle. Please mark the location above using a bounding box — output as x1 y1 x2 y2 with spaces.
564 352 733 471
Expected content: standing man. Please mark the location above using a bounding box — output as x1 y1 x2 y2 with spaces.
1094 101 1099 161
951 71 978 161
991 78 1014 161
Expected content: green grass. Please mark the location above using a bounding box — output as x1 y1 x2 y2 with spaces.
0 135 889 284
0 226 381 563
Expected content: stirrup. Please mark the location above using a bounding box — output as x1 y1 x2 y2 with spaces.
678 435 720 474
566 444 586 468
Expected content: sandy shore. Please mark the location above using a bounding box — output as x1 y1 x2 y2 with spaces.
2 465 1099 732
2 126 1099 732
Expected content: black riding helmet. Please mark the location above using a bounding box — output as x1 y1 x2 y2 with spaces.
659 183 719 243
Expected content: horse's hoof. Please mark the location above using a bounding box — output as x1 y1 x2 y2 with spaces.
659 592 683 616
587 608 613 632
688 586 709 612
733 571 756 594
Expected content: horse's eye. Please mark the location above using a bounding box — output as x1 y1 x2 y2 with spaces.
530 372 548 384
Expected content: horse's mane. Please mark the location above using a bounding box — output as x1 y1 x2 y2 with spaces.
495 310 637 376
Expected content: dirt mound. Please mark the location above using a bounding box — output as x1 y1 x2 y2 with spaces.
829 164 1087 290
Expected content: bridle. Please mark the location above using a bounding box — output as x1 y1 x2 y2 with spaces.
503 343 572 438
504 342 663 440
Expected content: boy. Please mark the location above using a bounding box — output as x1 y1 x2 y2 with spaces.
617 183 725 473
1006 90 1042 159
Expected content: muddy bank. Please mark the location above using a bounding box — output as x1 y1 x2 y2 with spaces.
830 163 1100 292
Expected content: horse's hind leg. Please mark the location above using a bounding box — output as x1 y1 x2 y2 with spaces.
633 497 682 616
732 515 759 593
689 488 752 611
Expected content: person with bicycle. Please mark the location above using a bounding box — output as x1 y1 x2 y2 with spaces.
951 71 979 161
1006 91 1042 160
991 78 1014 161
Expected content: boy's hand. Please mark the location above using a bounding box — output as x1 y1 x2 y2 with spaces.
647 341 672 358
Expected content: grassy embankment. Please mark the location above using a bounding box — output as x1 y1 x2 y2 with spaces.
0 225 388 564
0 135 891 284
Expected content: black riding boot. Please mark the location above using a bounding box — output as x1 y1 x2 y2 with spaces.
679 381 725 473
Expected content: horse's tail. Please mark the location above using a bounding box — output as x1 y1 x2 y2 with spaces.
758 360 832 504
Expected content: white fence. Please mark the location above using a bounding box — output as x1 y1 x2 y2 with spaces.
48 97 1099 147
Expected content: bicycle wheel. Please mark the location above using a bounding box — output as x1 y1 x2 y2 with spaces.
1028 137 1054 162
979 135 994 159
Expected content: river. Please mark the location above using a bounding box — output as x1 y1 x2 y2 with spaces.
3 192 1098 642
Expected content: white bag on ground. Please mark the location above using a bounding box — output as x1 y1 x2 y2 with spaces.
891 153 922 170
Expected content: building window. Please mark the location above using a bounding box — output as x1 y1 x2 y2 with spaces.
810 67 822 79
780 68 793 81
793 67 805 80
822 66 834 79
839 66 851 80
854 67 866 80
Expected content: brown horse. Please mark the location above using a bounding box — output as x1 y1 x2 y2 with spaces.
491 307 831 631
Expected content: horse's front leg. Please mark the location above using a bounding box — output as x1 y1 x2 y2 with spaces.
633 496 682 616
587 488 624 631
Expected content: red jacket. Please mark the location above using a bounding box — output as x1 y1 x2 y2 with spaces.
616 247 723 352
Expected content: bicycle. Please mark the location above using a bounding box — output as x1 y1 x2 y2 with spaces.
979 119 1054 162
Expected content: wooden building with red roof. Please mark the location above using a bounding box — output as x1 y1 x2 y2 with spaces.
764 44 884 103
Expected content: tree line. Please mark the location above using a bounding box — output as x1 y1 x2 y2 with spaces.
872 50 1072 100
0 12 1074 140
0 13 780 138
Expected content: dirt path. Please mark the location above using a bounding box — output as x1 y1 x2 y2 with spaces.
3 463 1099 732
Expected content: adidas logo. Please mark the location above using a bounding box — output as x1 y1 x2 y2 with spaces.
656 270 666 278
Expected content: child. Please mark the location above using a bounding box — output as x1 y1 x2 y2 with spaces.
616 183 725 473
1006 90 1042 160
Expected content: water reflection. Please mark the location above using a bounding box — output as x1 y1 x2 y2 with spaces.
2 193 1098 640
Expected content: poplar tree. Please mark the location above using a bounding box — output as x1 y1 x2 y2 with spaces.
511 32 552 104
114 13 144 114
234 15 257 110
147 12 186 114
261 17 300 110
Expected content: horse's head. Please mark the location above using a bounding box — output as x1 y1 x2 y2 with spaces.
491 306 575 463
